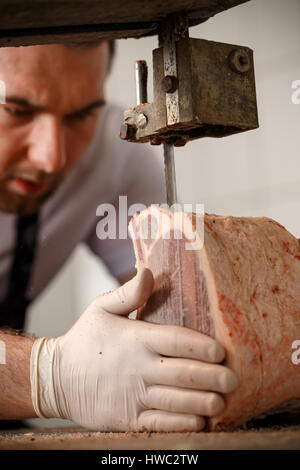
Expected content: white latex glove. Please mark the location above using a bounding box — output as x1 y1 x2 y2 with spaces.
30 268 238 432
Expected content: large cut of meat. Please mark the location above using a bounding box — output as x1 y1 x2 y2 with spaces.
128 205 300 430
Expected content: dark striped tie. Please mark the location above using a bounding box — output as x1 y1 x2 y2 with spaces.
0 212 39 331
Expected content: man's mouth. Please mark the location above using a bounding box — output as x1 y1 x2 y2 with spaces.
6 177 49 196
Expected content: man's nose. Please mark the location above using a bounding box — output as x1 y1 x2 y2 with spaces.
27 115 66 173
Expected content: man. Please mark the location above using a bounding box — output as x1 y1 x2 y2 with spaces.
0 40 238 431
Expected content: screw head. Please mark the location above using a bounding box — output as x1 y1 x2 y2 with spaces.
136 113 148 129
228 49 250 74
119 122 136 140
161 75 178 93
174 136 188 147
150 136 162 145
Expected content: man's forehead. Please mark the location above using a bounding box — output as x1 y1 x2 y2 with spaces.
0 43 109 112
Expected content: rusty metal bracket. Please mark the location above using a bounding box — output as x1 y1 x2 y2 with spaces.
120 32 259 146
158 13 189 127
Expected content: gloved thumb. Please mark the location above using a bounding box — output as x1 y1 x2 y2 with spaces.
98 267 154 316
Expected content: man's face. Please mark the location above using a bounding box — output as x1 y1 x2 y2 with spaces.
0 42 110 215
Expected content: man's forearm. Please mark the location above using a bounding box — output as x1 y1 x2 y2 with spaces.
0 331 37 419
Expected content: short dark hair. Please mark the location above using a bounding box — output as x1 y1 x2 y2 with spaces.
67 39 115 73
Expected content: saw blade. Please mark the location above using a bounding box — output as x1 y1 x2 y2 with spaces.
163 143 177 207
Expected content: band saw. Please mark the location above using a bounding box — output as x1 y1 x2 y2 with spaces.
117 6 259 206
0 0 259 207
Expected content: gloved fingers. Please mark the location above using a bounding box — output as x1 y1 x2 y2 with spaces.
148 357 238 393
145 385 225 417
98 267 154 315
145 323 225 363
137 409 205 432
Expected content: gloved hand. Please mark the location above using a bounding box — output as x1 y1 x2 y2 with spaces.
30 268 238 432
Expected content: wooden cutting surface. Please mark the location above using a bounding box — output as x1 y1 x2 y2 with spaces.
0 0 249 47
0 426 300 450
0 1 249 30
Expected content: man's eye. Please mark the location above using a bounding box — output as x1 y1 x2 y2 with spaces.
74 111 92 119
4 107 31 117
66 109 96 122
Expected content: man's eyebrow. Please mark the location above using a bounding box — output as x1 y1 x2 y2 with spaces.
4 96 106 115
66 99 106 117
5 96 43 110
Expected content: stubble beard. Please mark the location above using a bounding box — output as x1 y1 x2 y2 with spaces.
0 175 63 216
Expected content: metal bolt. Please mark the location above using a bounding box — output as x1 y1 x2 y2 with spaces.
174 136 188 147
135 60 148 105
228 49 250 74
119 122 136 140
161 75 178 93
136 113 148 129
150 136 162 145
